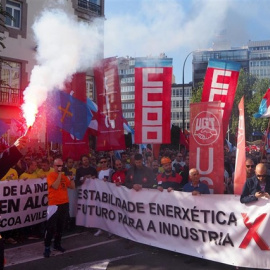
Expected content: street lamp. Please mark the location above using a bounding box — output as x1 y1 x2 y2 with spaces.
182 51 193 132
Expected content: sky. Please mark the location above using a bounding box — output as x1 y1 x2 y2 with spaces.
104 0 270 84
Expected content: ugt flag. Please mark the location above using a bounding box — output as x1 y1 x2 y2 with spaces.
201 59 241 140
254 88 270 118
46 90 92 140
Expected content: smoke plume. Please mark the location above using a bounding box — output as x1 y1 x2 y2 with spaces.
22 7 103 126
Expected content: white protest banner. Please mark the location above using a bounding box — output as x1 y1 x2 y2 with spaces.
77 180 270 269
0 179 47 232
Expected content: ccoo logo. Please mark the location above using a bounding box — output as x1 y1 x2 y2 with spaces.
192 111 221 146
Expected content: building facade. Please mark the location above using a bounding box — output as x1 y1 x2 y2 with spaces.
118 55 179 129
192 39 270 87
171 83 192 130
0 0 104 144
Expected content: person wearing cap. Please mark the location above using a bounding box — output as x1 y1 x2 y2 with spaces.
157 157 182 192
183 168 210 195
43 158 75 258
125 153 156 191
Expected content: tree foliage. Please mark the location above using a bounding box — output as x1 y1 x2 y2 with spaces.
0 3 12 51
190 81 203 103
189 69 270 140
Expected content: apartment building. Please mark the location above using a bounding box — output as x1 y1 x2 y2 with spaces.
193 40 270 87
0 0 104 143
118 55 176 129
171 83 192 130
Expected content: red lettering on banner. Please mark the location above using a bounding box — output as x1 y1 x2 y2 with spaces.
239 213 270 250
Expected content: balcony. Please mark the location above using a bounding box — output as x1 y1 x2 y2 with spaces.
78 0 101 15
0 86 22 106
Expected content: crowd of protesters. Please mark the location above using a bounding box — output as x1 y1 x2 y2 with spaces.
1 142 269 254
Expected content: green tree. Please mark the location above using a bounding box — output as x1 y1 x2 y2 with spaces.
189 70 270 140
0 3 12 51
230 70 257 138
190 81 203 103
246 78 270 133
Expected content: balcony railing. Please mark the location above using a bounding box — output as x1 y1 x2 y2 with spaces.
78 0 101 15
0 86 22 106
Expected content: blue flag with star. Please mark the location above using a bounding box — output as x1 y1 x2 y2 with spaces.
46 90 92 140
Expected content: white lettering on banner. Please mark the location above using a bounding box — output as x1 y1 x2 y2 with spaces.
142 126 162 143
196 147 214 174
237 115 245 145
209 69 231 111
143 68 163 87
142 88 163 106
76 180 270 269
196 147 214 193
142 107 162 125
0 179 48 232
141 67 164 143
195 117 215 131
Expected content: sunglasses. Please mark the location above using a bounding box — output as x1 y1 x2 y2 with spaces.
256 175 267 178
55 165 63 167
246 165 255 168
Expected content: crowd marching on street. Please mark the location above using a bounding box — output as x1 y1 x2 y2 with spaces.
1 133 270 270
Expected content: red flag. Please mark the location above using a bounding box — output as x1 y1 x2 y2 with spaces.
201 59 240 140
94 57 125 151
234 97 246 195
152 144 161 160
62 130 89 161
179 129 189 150
62 73 90 160
134 58 172 144
189 101 224 194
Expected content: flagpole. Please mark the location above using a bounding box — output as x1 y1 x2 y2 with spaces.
182 51 193 133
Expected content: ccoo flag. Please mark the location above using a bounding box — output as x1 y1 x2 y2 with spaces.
47 90 92 140
254 89 270 118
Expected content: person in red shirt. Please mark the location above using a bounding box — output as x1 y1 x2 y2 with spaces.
157 157 182 192
43 158 75 258
110 159 127 186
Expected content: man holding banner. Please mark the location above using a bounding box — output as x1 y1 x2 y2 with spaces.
240 163 270 204
183 168 210 195
125 153 156 191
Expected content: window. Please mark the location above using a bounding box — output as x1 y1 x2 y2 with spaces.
78 0 101 15
5 0 21 29
86 75 94 99
0 61 21 104
1 61 21 89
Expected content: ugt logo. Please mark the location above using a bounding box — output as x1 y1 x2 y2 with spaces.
191 111 220 146
239 213 270 250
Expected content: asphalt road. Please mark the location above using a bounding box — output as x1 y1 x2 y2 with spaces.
4 228 240 270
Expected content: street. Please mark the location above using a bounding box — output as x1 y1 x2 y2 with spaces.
4 228 238 270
